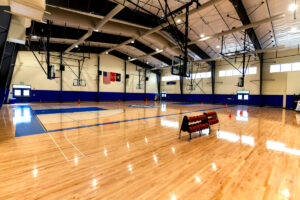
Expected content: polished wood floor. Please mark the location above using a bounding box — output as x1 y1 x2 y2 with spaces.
0 101 300 200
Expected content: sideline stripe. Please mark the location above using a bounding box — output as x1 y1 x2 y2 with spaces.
46 105 235 133
48 133 70 161
33 107 106 115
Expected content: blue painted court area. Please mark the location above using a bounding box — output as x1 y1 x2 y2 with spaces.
13 105 46 137
33 107 106 115
173 102 198 105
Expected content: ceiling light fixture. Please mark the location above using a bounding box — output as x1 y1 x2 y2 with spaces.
131 40 135 44
216 45 220 49
94 29 99 32
176 19 182 23
75 45 78 48
200 33 205 38
155 48 160 52
105 52 109 54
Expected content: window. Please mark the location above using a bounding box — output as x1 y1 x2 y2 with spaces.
14 90 21 96
23 90 30 97
205 72 211 78
232 69 240 76
270 64 280 73
226 70 233 76
238 95 243 100
270 62 300 73
248 67 257 75
162 75 180 82
244 95 249 100
186 72 211 79
219 70 226 77
219 67 257 77
292 62 300 71
281 64 292 72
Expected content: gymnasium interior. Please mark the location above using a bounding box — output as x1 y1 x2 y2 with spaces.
1 0 300 199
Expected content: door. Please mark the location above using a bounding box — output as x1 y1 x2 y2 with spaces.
12 85 32 103
237 91 249 105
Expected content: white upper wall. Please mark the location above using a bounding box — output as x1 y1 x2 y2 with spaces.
160 48 300 96
11 51 158 94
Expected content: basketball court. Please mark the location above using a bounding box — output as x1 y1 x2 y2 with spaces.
0 0 300 199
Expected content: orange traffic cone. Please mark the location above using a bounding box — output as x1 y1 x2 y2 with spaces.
229 113 232 118
247 108 249 112
226 104 228 108
240 110 243 115
78 99 80 105
118 99 120 104
145 98 148 104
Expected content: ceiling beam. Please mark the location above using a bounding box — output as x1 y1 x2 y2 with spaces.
45 0 217 64
229 0 262 50
64 3 125 53
28 22 172 65
102 0 223 55
20 41 154 69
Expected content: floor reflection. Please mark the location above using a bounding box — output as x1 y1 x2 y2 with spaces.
216 131 255 146
161 119 179 128
266 140 300 156
13 106 31 124
236 110 248 121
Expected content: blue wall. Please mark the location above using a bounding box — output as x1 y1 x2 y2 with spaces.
14 89 294 109
163 93 292 109
30 90 156 102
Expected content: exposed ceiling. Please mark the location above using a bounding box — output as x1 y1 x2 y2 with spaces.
25 0 299 69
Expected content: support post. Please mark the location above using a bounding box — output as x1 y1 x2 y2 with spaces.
124 61 127 101
46 20 50 73
156 71 161 95
144 69 147 101
0 6 13 109
0 42 17 108
259 53 264 106
60 51 63 102
97 56 100 102
242 31 246 83
181 6 189 102
78 60 81 80
211 61 216 104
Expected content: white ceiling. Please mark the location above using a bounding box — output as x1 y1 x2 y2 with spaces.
122 0 300 61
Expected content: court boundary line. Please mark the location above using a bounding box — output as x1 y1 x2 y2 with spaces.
63 132 86 157
48 133 70 162
46 105 235 133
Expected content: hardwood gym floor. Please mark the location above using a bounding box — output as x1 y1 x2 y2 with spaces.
0 101 299 199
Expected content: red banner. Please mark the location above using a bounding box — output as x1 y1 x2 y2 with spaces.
110 72 116 81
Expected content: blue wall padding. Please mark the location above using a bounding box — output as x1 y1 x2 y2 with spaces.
31 90 157 102
28 90 292 108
